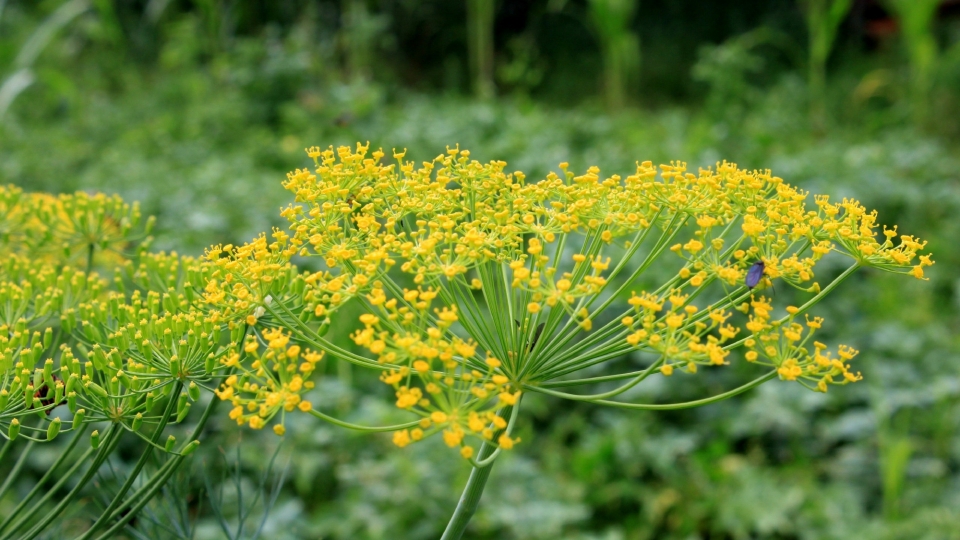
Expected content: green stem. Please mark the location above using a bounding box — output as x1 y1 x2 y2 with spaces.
0 440 34 502
307 409 421 432
547 370 778 410
522 356 665 401
0 438 12 465
85 242 95 275
91 383 225 540
77 381 183 540
15 425 122 540
440 402 517 540
0 426 86 535
440 453 495 540
0 445 97 538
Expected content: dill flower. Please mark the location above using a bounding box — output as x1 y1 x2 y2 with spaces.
212 143 933 463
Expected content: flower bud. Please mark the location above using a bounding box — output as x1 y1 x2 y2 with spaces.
64 309 77 333
180 440 200 456
85 382 109 400
67 391 77 412
0 389 8 410
204 354 215 375
132 412 143 431
145 392 156 411
9 418 20 440
165 435 176 452
176 401 191 423
141 340 153 360
73 408 86 430
43 359 54 386
117 370 133 389
91 430 100 448
32 396 45 418
66 374 79 395
43 327 53 349
91 345 107 371
47 417 61 441
170 356 181 378
188 382 200 401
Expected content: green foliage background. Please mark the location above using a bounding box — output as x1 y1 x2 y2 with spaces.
2 1 960 538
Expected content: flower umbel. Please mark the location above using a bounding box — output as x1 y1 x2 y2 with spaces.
215 144 933 459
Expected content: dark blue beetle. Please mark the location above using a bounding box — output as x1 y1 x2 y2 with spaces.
745 261 765 289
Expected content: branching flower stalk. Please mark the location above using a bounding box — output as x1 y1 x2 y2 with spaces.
0 144 933 538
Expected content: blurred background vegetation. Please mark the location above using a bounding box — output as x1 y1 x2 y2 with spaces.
1 0 960 538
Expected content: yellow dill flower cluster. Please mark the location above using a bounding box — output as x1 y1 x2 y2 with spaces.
623 290 739 376
811 195 933 278
351 288 521 457
226 143 933 458
201 232 304 325
740 299 861 391
0 185 153 268
216 328 321 436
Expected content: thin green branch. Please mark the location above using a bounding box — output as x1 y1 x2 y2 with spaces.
0 426 87 535
77 381 184 540
307 409 421 432
527 370 778 410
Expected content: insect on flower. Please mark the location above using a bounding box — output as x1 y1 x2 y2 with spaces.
745 260 765 289
515 320 546 352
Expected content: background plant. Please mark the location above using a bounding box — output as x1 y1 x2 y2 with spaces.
1 1 959 538
587 0 640 109
803 0 853 127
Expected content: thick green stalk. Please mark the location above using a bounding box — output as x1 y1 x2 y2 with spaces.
440 453 496 540
440 403 516 540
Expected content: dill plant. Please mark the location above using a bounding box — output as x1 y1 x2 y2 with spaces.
0 144 933 538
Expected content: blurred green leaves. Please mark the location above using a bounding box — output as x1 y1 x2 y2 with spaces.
1 1 959 537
